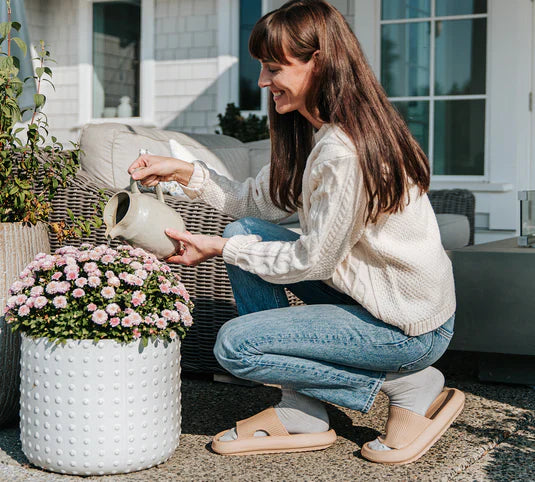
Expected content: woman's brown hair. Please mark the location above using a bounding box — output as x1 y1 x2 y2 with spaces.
249 0 430 223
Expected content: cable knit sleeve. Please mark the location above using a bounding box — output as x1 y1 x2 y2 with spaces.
180 161 295 223
222 149 367 284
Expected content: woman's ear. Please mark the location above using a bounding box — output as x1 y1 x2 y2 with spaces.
312 50 321 73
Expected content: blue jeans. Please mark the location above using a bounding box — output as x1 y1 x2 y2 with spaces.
213 218 454 413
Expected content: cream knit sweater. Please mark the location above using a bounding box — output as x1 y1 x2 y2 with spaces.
181 124 456 336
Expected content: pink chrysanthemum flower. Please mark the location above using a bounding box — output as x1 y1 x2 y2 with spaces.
156 318 167 329
169 330 177 340
18 305 30 317
66 271 77 281
101 254 114 264
51 272 62 280
159 283 170 294
175 301 193 327
92 310 108 325
101 286 115 299
75 277 88 288
34 296 48 309
107 276 120 287
88 276 101 288
135 269 148 280
121 316 133 328
130 313 142 326
106 303 121 316
162 309 179 322
110 317 120 327
30 286 44 297
23 276 35 287
57 281 70 294
15 294 27 305
25 297 35 308
46 281 58 294
87 303 97 312
10 281 25 294
131 291 146 307
53 296 67 309
72 288 85 298
132 328 141 339
6 296 18 309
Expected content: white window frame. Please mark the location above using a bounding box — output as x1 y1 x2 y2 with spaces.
217 0 269 118
378 4 490 182
78 0 154 126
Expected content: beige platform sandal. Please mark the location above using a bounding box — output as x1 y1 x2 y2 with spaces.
361 387 465 465
211 407 337 455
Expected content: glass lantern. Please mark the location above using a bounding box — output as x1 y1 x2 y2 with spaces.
518 190 535 247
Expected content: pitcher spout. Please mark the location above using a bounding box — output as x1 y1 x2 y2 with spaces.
105 225 123 240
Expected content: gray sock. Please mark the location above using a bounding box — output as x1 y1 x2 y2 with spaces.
218 388 330 442
368 366 445 451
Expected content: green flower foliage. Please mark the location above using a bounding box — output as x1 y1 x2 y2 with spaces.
0 3 100 239
216 102 269 143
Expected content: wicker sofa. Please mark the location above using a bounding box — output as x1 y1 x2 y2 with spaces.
47 123 475 375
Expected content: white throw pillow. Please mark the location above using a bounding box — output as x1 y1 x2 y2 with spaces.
158 139 230 200
156 140 199 200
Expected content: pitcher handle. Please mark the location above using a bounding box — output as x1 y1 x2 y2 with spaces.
130 162 166 205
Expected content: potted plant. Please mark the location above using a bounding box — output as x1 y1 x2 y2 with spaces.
0 1 97 427
4 243 193 475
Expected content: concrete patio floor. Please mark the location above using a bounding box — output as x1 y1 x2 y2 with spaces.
0 351 534 481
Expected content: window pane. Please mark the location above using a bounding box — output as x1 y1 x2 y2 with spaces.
93 1 141 118
239 0 261 110
436 0 487 16
381 23 430 97
381 0 430 20
393 101 429 155
435 19 486 95
433 100 485 175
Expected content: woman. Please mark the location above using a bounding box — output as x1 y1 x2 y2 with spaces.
128 0 464 464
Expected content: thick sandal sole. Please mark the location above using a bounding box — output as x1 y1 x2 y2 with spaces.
361 388 465 465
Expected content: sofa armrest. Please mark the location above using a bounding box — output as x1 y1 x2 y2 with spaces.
428 189 475 245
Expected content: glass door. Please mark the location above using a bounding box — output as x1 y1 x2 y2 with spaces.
380 0 487 177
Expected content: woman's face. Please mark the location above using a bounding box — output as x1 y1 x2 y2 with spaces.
258 52 321 128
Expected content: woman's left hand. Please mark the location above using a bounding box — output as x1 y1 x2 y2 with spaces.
165 229 228 266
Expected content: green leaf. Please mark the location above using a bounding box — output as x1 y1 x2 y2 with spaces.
11 22 21 32
12 37 27 57
33 93 46 109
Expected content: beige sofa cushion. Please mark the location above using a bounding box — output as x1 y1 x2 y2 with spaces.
79 123 251 189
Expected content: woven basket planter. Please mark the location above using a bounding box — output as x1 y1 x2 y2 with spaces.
19 335 181 476
0 222 50 427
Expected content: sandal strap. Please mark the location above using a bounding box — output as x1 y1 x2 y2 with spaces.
379 405 433 449
236 407 289 439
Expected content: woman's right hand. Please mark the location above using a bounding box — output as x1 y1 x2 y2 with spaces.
128 153 194 187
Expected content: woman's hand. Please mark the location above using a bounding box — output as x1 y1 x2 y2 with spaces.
165 229 228 266
128 153 194 187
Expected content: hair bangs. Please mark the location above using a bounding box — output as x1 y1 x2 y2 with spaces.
249 13 290 65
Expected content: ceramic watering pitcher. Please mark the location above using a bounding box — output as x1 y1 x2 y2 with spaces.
103 176 186 260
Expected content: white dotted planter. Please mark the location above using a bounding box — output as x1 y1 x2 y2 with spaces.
19 334 181 476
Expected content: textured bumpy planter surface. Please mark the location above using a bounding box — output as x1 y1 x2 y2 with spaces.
19 335 181 475
0 222 50 427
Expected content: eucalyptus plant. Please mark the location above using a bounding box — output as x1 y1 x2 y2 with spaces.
0 0 102 241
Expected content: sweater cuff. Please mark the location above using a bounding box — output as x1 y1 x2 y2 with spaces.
179 161 208 199
222 234 262 265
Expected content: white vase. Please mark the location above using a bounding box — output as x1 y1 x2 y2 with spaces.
19 334 181 476
0 222 50 427
117 96 133 118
